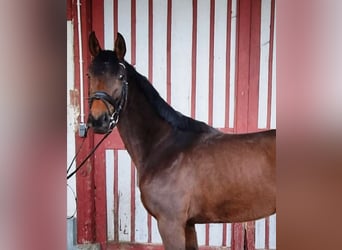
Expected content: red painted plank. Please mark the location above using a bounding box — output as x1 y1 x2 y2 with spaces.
267 0 275 129
147 213 152 243
246 221 255 250
234 0 251 133
265 216 270 249
148 0 153 83
205 224 210 246
114 150 119 242
208 0 215 126
91 1 108 245
66 0 73 20
93 136 108 244
74 0 96 244
247 0 261 132
166 0 172 104
191 0 197 119
92 0 104 41
113 0 118 36
235 0 262 133
231 223 244 250
75 136 96 244
131 0 136 66
222 223 227 246
130 162 136 242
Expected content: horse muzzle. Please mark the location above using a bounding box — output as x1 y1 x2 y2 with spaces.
87 112 112 134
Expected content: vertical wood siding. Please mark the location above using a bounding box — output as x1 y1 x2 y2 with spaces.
74 0 276 248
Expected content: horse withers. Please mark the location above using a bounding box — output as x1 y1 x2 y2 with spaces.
86 32 276 250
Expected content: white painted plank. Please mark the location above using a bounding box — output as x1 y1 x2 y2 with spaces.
195 224 206 246
105 149 115 241
118 150 131 241
269 214 276 249
255 218 265 249
212 0 227 128
258 0 272 129
135 0 149 74
229 0 237 128
195 0 210 123
118 0 132 63
153 0 168 99
67 20 77 218
226 223 232 247
151 217 163 244
104 0 114 50
209 224 223 246
171 0 193 115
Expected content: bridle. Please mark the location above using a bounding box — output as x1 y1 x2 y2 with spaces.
88 62 128 130
67 62 128 180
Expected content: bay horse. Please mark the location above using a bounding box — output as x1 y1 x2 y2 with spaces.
86 32 276 250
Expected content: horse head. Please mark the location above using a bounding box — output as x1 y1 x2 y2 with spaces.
87 32 128 134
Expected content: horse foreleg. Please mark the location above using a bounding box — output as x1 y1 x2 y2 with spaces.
185 223 198 250
157 219 186 250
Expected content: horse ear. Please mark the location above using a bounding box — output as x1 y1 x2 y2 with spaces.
114 32 126 60
89 31 102 57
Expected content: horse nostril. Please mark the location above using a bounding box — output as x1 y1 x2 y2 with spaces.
86 113 110 134
89 113 110 126
102 114 109 123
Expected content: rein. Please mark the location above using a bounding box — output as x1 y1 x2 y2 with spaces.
66 131 111 180
67 62 128 180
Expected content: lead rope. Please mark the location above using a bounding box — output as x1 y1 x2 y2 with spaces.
66 131 111 180
67 137 86 174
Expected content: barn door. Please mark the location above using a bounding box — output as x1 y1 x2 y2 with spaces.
72 0 276 249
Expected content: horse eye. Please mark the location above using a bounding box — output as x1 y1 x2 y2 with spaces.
119 74 124 80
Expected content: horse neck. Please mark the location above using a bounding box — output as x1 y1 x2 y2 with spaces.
116 73 173 173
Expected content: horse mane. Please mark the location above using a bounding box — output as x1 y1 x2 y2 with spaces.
127 64 215 133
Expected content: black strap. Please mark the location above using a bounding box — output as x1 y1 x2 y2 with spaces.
66 131 111 180
90 91 117 108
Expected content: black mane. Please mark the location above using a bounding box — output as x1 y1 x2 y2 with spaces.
127 64 216 133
